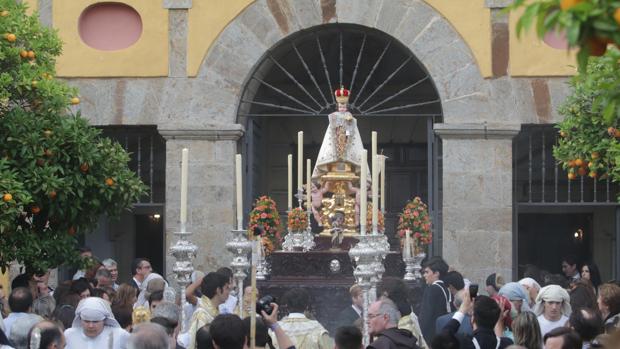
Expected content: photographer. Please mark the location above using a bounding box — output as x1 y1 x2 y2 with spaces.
269 289 332 349
245 302 295 349
441 290 513 349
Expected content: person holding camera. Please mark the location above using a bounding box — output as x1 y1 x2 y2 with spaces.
269 289 332 349
440 290 513 349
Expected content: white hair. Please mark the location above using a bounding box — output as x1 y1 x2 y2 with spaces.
378 298 401 325
102 258 117 268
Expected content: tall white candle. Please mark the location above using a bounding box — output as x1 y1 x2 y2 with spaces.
404 230 412 259
236 154 243 230
306 159 311 212
371 132 378 234
287 154 293 211
180 148 189 226
380 155 386 214
297 131 303 193
360 149 367 236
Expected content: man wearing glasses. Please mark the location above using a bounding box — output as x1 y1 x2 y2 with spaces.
130 258 152 291
367 298 420 349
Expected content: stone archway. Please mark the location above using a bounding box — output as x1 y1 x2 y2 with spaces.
195 0 487 125
193 0 514 283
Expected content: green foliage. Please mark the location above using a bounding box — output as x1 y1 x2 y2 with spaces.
553 47 620 185
0 0 146 274
510 0 620 71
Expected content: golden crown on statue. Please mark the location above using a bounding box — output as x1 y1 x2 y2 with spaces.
335 87 350 104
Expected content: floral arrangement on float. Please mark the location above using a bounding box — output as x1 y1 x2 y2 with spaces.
397 197 432 252
287 207 308 232
365 203 385 233
248 195 282 254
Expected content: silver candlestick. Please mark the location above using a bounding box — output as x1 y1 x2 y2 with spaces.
226 229 252 317
349 234 385 346
169 223 198 333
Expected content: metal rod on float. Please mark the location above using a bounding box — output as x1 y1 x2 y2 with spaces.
250 230 258 349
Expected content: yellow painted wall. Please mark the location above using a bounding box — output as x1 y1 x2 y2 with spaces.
425 0 492 77
54 0 168 77
22 0 37 15
187 0 253 77
186 0 492 77
509 8 576 76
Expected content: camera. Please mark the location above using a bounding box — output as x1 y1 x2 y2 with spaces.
256 295 277 316
469 284 479 299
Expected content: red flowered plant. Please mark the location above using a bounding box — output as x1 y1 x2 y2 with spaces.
365 203 385 233
248 196 281 254
287 207 308 232
397 197 432 246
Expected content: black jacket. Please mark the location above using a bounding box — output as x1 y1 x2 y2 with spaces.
368 328 419 349
335 306 360 328
443 318 513 349
419 280 452 340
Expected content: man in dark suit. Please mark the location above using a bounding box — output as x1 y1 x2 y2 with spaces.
442 291 513 349
130 258 152 291
419 256 453 341
335 285 363 331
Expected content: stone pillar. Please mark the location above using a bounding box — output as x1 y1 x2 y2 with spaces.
435 123 520 284
161 126 244 278
163 0 192 77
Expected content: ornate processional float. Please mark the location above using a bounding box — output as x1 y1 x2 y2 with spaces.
168 87 433 343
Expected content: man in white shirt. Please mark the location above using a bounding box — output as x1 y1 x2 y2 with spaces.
3 287 33 338
534 285 572 337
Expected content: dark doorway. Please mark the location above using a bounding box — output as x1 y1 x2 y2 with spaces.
134 214 164 275
518 213 592 275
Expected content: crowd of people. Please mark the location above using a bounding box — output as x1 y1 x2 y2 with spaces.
0 249 619 349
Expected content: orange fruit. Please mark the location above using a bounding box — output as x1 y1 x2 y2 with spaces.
589 161 597 169
5 33 15 42
568 160 576 168
560 0 583 10
608 127 617 136
80 162 89 173
575 158 584 167
19 50 28 58
70 97 80 105
105 178 115 186
27 50 34 59
614 8 620 26
0 10 9 17
48 191 57 199
2 193 12 202
31 206 40 214
589 171 597 178
615 129 620 138
578 167 587 176
560 131 567 138
568 172 577 180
